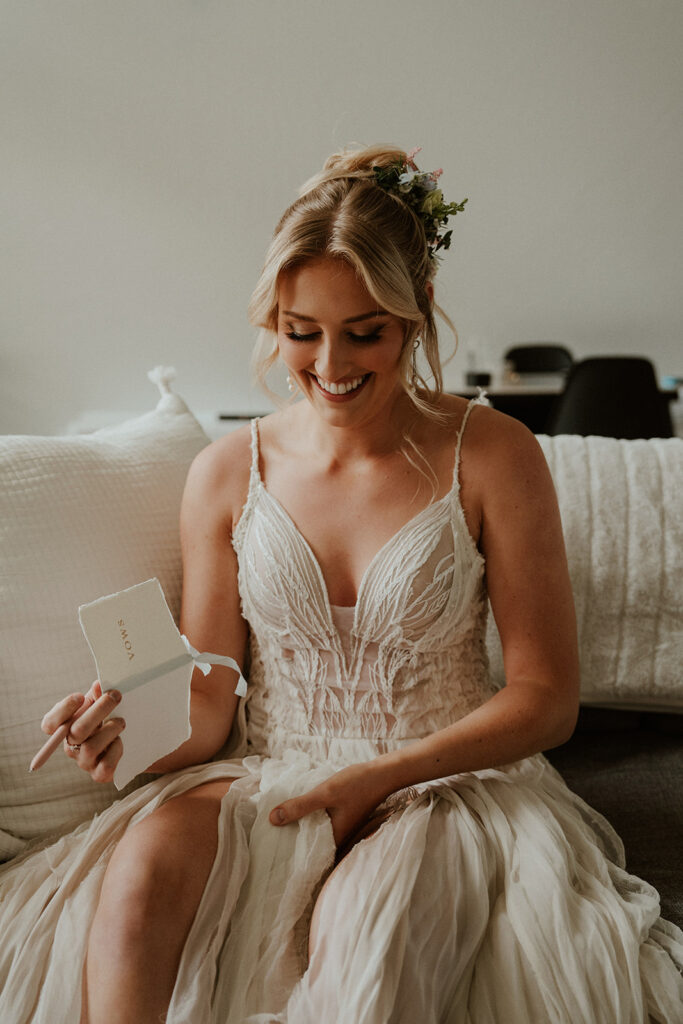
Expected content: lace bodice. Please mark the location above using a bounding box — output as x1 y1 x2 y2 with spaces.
232 398 496 765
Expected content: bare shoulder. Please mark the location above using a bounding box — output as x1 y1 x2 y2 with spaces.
441 398 558 538
414 395 550 544
181 423 254 534
461 401 551 484
425 393 546 471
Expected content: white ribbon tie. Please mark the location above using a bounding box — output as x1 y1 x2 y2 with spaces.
180 635 248 697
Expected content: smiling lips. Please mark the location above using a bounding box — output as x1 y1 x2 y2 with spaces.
311 373 370 397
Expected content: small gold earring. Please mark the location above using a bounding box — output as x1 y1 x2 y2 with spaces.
410 347 420 393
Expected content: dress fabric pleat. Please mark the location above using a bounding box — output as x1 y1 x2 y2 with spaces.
1 402 681 1023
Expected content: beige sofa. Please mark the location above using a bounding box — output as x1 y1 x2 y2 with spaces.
1 372 681 923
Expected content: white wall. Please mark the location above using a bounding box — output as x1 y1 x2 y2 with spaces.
2 0 682 434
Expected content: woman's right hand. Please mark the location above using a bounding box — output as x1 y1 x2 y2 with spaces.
40 681 126 784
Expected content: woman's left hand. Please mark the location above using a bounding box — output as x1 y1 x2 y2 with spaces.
269 763 390 848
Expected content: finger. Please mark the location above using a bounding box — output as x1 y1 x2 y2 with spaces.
67 690 122 745
41 693 86 735
85 680 103 702
270 792 326 826
91 736 124 785
67 718 126 771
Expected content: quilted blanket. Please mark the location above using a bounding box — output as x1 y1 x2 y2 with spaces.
486 435 683 710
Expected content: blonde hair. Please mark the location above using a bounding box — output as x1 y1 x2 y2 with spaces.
247 144 458 422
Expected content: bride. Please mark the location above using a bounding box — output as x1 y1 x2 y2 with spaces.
2 145 681 1024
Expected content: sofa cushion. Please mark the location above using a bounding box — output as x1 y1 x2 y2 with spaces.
0 371 209 860
486 435 683 712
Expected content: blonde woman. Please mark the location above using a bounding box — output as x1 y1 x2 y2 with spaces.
2 146 681 1024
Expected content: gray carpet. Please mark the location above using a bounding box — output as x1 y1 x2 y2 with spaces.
545 708 683 929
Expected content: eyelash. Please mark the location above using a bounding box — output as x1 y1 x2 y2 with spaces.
284 329 384 344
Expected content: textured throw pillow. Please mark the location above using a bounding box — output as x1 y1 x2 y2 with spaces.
0 371 210 860
486 435 683 712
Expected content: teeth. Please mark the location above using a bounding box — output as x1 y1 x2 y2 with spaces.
315 374 367 395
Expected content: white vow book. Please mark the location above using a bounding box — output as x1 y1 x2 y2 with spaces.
78 578 246 789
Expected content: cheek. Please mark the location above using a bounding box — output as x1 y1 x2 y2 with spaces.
378 337 408 373
278 336 304 368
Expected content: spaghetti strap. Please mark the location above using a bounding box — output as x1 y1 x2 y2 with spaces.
454 389 489 484
248 417 262 486
232 418 263 549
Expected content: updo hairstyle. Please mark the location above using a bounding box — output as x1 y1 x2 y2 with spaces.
248 144 457 415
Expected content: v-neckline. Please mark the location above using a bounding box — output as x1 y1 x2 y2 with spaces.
243 405 486 629
256 478 455 619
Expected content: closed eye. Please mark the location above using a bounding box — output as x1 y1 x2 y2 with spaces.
348 329 383 343
285 330 319 342
283 326 386 343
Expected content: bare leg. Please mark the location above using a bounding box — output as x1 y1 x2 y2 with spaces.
82 779 234 1024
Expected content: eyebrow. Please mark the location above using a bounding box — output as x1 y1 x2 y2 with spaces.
281 310 389 324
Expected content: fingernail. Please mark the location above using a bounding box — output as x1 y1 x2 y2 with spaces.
272 808 285 825
109 690 122 704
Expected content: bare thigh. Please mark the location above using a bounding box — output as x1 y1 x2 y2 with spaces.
83 779 241 1023
107 778 237 868
94 777 239 936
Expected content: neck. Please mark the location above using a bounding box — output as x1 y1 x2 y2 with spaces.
295 390 419 464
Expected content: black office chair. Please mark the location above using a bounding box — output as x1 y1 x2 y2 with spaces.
545 356 674 439
504 343 573 374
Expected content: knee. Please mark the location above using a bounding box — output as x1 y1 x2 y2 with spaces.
92 786 225 949
94 825 188 948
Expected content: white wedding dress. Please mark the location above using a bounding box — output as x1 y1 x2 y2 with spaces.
1 402 682 1023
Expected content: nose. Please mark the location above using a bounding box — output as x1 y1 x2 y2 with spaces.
313 335 352 382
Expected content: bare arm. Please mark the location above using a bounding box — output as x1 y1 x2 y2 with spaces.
272 411 580 842
148 435 249 772
377 411 580 781
41 429 251 782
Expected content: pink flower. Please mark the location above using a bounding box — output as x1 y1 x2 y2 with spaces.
406 146 422 169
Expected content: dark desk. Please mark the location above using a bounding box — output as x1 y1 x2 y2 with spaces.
452 381 563 433
453 380 679 434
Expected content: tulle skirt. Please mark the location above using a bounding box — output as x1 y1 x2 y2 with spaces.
1 751 681 1023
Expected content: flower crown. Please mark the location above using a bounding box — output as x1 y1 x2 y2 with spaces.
373 147 467 262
